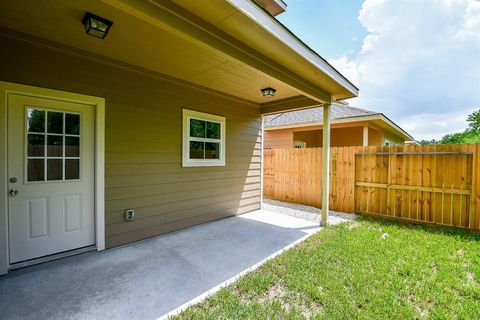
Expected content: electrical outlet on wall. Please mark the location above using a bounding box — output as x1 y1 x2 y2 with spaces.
124 209 135 221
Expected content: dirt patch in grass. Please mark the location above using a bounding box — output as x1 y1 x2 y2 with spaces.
297 296 325 319
232 284 251 304
260 281 287 302
407 294 433 319
347 221 361 229
466 272 478 285
254 281 325 318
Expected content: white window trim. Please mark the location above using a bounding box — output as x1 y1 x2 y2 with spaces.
182 109 226 167
294 141 307 149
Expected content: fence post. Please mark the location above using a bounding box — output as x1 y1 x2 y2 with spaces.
321 103 331 226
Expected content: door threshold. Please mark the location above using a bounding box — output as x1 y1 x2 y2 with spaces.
9 245 96 271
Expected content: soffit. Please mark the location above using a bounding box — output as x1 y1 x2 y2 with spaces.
172 0 357 100
370 118 413 141
0 0 298 103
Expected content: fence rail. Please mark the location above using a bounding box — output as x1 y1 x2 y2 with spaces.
263 144 480 230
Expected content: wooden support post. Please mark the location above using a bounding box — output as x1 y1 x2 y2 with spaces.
363 125 369 147
321 103 331 226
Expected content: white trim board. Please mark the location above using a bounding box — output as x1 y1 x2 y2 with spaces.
182 109 226 167
0 81 105 275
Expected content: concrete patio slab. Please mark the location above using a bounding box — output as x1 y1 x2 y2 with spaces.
0 210 325 320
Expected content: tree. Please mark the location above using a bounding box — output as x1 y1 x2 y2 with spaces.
467 110 480 131
419 139 438 145
418 109 480 145
439 132 468 144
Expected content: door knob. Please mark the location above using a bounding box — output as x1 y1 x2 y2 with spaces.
9 188 18 196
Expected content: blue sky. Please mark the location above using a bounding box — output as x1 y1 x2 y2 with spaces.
278 0 367 59
277 0 480 141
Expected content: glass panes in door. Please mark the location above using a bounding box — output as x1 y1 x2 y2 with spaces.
26 108 81 182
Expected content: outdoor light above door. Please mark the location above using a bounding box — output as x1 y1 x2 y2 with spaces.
261 87 276 97
82 12 113 39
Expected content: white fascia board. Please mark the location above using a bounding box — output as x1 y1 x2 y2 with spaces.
378 114 415 141
226 0 359 97
264 115 379 131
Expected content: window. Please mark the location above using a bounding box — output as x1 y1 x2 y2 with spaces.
294 141 306 149
26 108 81 182
183 109 225 167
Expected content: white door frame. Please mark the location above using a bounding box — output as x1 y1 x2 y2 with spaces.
0 81 105 275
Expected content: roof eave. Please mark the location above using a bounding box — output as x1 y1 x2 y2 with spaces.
266 113 415 141
265 114 381 131
377 114 415 141
226 0 359 99
254 0 287 16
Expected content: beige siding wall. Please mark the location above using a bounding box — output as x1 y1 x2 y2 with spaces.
368 127 385 146
265 123 405 148
264 128 292 149
0 35 261 247
293 130 322 147
265 126 367 148
385 132 406 145
330 127 363 146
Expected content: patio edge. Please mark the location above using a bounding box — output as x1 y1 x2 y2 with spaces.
157 226 322 320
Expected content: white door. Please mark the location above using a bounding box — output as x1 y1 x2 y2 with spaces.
7 94 95 263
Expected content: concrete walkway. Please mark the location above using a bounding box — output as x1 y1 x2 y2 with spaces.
0 210 328 320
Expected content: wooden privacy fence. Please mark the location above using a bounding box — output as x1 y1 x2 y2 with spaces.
263 144 480 230
264 146 361 213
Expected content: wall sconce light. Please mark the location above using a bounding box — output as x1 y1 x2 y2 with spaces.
261 87 276 97
82 12 113 39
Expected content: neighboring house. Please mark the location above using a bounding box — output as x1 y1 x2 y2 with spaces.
264 102 414 148
0 0 358 274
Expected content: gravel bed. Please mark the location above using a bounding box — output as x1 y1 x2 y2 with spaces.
263 199 356 225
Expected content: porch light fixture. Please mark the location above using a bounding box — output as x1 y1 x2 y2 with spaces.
261 87 276 97
82 12 113 39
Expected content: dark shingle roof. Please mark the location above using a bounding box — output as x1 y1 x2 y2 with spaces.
264 103 378 128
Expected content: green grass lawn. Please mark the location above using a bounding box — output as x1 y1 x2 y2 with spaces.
173 217 480 319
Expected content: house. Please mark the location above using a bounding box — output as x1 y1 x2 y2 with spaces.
264 102 414 148
0 0 358 274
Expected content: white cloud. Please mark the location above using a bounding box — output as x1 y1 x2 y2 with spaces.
397 109 476 140
329 0 480 141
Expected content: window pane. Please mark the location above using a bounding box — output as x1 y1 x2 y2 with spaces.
47 135 63 157
189 141 204 159
206 122 220 139
47 159 63 180
190 119 205 138
28 159 45 181
65 159 80 180
205 142 220 159
28 134 45 157
27 109 45 133
65 136 80 157
47 111 63 134
65 113 80 135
